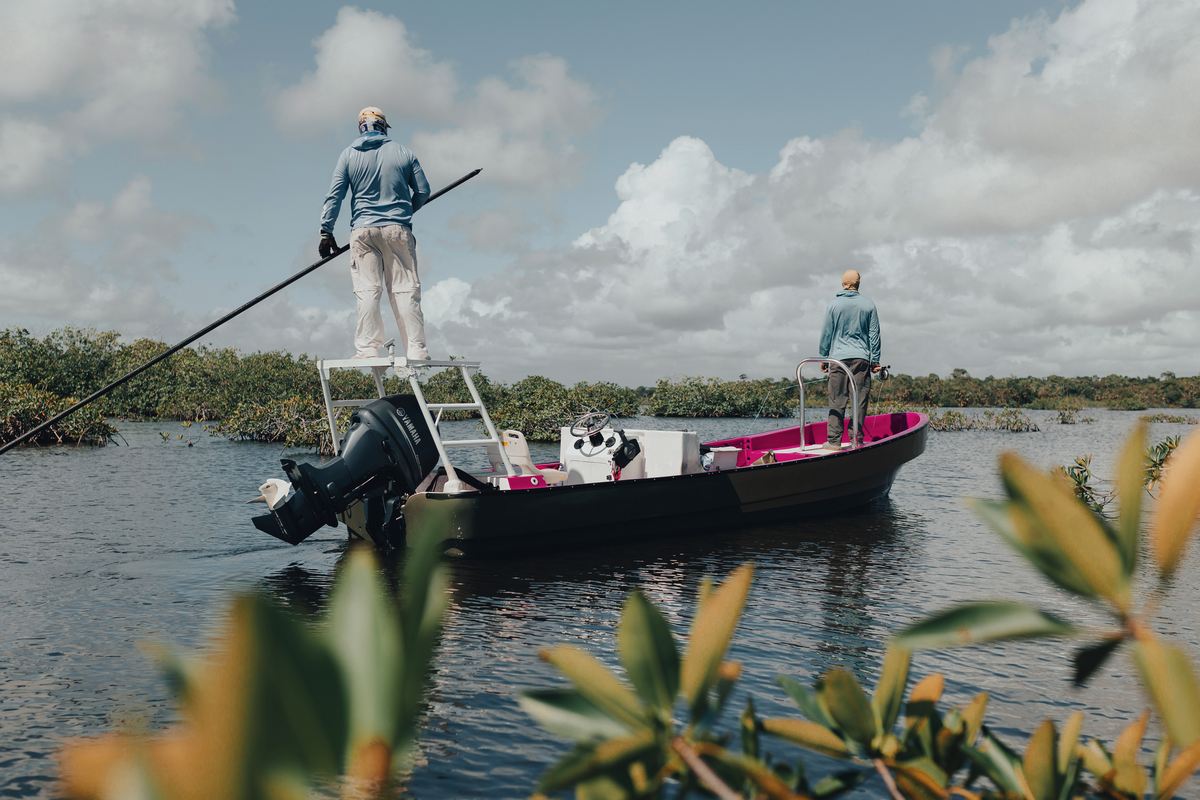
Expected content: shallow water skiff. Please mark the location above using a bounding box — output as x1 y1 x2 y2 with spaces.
248 357 928 555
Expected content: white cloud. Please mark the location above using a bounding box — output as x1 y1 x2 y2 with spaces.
0 237 175 329
201 295 357 358
0 0 235 195
273 8 602 193
423 277 472 327
1 176 208 325
447 207 537 253
0 119 67 195
273 7 458 129
13 0 1199 386
424 0 1200 383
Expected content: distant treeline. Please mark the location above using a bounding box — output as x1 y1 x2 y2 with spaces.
1 327 1194 449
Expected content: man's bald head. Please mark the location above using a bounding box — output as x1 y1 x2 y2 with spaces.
841 270 861 290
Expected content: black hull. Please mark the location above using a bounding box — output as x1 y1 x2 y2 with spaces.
403 417 927 556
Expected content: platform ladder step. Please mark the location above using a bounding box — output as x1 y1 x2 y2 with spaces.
315 351 517 491
317 355 392 456
405 364 518 490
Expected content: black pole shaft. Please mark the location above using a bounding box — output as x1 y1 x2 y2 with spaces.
0 168 482 456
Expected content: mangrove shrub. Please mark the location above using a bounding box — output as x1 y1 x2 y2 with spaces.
521 424 1200 800
58 531 449 800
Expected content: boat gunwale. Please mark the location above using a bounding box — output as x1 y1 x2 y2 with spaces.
418 412 930 498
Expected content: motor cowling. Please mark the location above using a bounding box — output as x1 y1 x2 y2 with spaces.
251 394 439 546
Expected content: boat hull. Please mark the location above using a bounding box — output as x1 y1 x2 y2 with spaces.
403 414 928 555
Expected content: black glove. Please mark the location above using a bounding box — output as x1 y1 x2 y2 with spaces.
319 231 339 259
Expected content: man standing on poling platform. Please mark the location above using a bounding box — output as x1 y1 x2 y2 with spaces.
818 269 881 449
319 107 432 360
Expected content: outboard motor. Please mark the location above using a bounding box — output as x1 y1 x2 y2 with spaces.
251 394 439 547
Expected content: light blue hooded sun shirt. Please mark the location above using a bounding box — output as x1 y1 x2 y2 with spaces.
320 131 431 232
818 290 881 364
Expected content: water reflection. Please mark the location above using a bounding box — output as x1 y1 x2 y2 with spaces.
6 413 1182 800
255 560 341 618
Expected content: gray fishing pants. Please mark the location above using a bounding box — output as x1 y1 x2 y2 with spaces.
827 358 872 445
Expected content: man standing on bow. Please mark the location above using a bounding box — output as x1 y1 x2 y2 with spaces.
319 107 432 360
818 269 881 449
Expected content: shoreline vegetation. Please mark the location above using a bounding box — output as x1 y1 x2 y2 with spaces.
3 327 1198 451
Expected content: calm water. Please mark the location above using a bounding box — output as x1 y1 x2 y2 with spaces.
2 410 1199 798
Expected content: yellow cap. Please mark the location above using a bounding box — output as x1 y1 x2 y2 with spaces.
358 106 389 128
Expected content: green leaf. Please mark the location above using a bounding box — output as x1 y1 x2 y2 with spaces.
151 643 202 709
576 773 632 800
761 718 851 758
962 693 989 745
1072 638 1123 687
680 564 754 713
1112 711 1149 798
823 669 878 748
325 547 404 761
962 726 1026 797
536 731 658 795
775 674 836 729
909 673 945 704
712 660 742 720
999 452 1129 609
872 645 911 733
240 594 349 779
1022 719 1057 800
1058 711 1084 775
892 758 949 800
935 710 965 768
903 674 945 762
618 590 680 713
1077 739 1114 784
535 745 599 795
1115 422 1146 577
1151 430 1200 578
1133 635 1200 746
519 689 633 742
397 523 450 751
740 695 760 760
1156 739 1200 800
1154 736 1172 799
541 646 647 732
896 602 1077 650
1057 748 1083 800
812 770 868 799
793 756 811 796
704 747 817 800
970 500 1098 600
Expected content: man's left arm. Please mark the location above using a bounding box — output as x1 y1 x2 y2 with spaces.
409 155 431 212
869 305 882 371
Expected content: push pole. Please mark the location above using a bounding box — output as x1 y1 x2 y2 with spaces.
0 169 482 456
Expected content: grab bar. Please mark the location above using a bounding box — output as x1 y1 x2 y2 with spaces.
795 358 861 450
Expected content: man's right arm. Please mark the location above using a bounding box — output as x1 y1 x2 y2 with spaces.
320 151 350 233
818 304 834 359
408 154 430 212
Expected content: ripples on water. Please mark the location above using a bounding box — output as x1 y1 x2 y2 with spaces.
1 411 1198 798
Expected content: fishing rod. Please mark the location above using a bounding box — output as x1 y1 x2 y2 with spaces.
0 168 483 456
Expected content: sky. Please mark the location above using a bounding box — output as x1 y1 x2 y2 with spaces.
3 0 1199 385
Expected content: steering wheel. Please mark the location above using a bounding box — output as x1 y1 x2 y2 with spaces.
569 411 611 438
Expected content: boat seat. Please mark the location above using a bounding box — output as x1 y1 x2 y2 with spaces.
487 430 567 484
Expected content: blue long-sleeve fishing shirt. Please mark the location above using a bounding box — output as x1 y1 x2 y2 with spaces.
320 132 430 232
818 290 881 364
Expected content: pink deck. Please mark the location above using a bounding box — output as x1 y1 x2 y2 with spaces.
704 412 927 467
532 412 927 474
